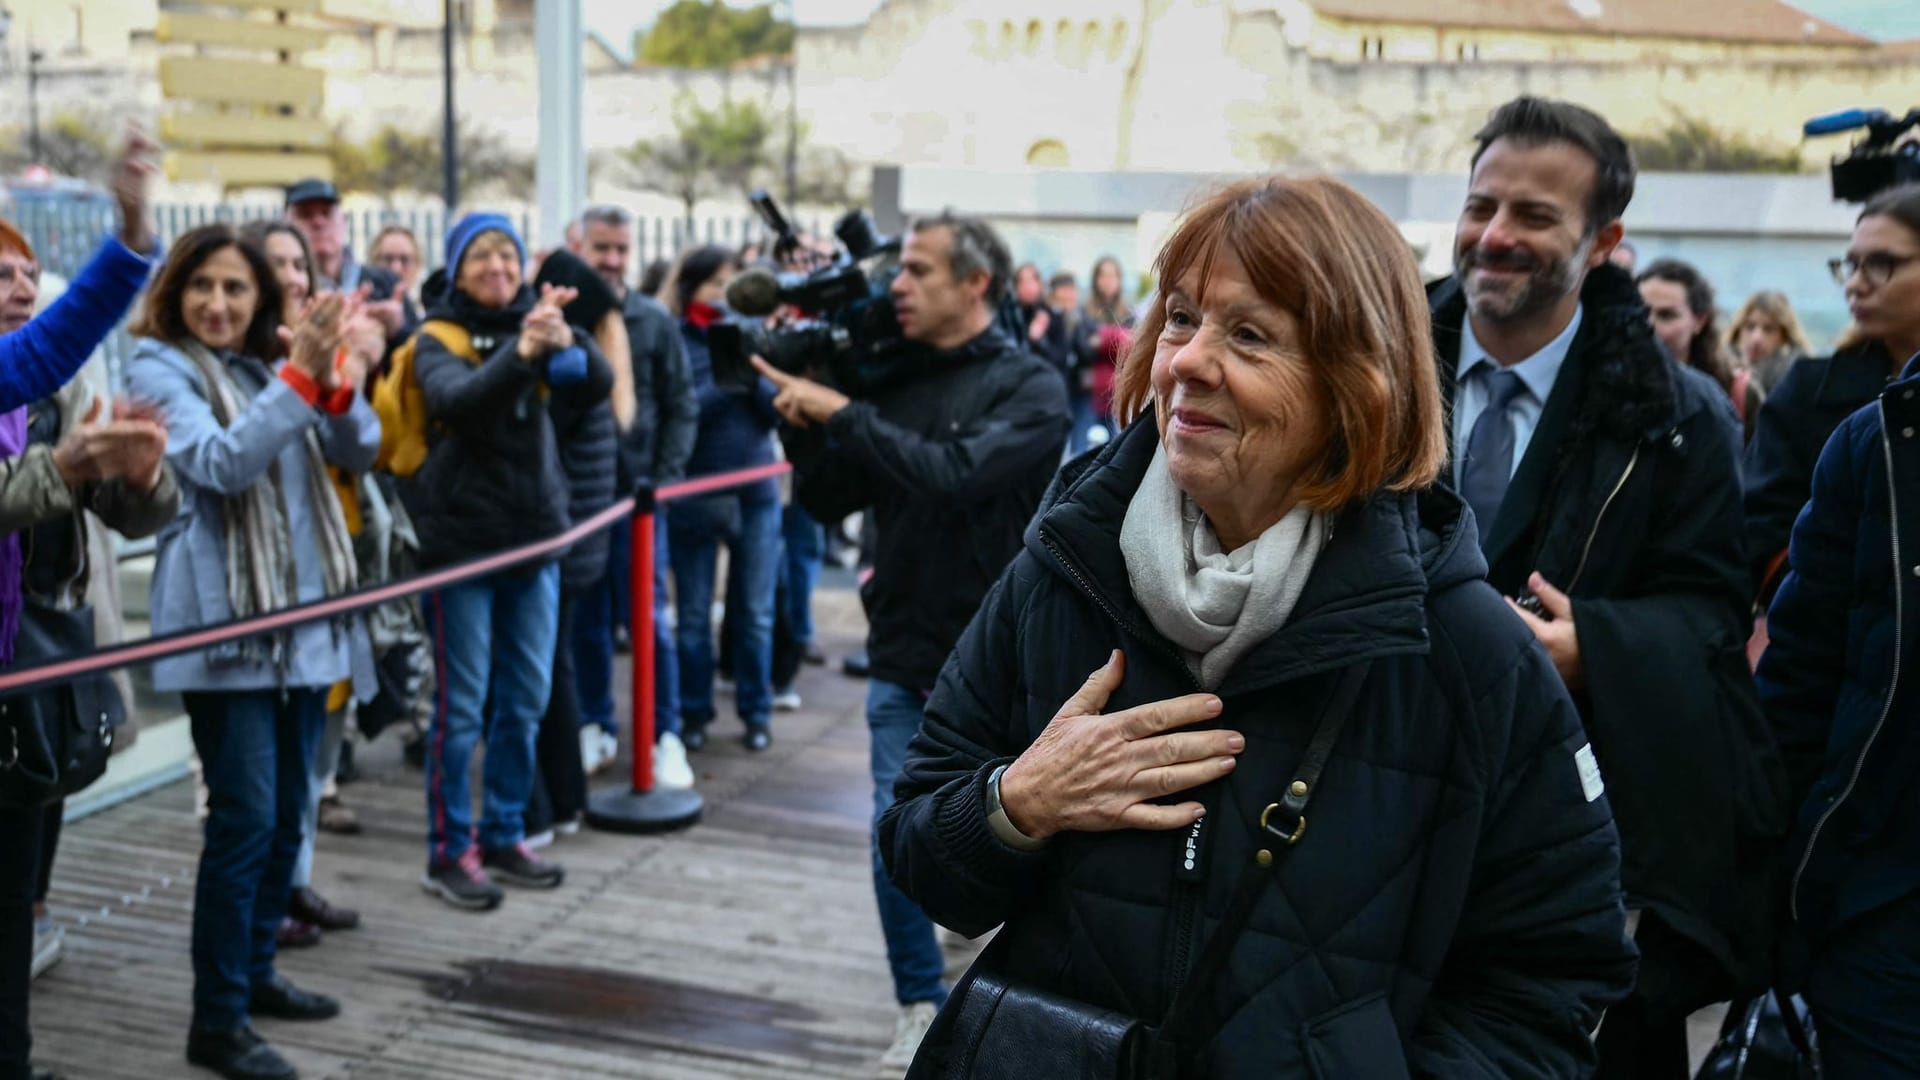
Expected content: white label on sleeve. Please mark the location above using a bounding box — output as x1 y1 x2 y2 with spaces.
1574 743 1605 803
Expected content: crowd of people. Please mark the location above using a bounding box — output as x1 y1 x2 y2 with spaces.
0 90 1914 1080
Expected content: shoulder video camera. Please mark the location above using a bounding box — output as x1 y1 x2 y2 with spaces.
708 191 918 397
1805 107 1920 203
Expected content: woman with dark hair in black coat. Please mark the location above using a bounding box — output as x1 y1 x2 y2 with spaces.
1755 183 1920 1079
1745 183 1920 599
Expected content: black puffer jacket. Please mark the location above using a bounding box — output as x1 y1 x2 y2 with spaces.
551 384 618 591
882 420 1636 1078
1429 264 1790 1019
403 284 612 570
1760 355 1920 948
785 327 1069 691
1743 341 1896 595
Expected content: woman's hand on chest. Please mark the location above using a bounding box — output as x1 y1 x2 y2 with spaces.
998 650 1243 841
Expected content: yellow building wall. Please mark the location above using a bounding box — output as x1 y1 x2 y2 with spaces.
1309 14 1868 65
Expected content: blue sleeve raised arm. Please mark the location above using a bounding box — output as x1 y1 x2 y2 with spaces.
0 237 153 411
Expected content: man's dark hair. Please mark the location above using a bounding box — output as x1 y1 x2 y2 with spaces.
1471 96 1637 233
908 210 1013 305
1048 270 1077 291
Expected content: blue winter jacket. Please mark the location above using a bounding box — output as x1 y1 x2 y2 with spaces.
1760 351 1920 944
0 237 152 411
127 338 379 696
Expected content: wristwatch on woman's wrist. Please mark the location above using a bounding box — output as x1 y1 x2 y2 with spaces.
985 764 1049 852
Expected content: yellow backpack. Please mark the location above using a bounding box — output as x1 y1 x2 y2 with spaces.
373 319 476 477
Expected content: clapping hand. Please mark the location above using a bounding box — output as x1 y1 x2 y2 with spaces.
280 292 363 392
517 283 578 360
52 395 168 494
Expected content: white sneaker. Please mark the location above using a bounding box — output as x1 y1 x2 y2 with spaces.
580 726 608 775
597 729 620 769
30 918 63 980
524 828 556 851
653 731 696 790
772 689 803 712
877 1001 938 1077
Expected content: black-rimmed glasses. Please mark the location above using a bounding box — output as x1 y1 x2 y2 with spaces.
1829 252 1919 286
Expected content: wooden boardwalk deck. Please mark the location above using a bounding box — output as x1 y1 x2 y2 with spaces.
28 588 972 1079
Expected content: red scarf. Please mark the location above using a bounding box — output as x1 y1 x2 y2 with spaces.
687 300 724 329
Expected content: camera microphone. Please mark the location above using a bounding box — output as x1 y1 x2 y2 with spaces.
725 267 783 317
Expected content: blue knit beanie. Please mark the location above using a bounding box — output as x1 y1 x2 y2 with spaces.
443 212 525 282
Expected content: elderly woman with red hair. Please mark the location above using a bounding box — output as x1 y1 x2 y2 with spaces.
882 177 1635 1077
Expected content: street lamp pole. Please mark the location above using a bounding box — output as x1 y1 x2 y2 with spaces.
27 47 42 164
441 0 458 211
784 0 797 207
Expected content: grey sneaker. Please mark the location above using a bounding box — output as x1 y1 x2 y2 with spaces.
482 843 565 889
421 849 504 911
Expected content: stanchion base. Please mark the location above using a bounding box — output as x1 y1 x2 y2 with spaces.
585 785 704 834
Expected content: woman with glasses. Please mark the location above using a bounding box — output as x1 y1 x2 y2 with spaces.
1744 182 1920 601
369 225 425 327
1755 181 1920 1078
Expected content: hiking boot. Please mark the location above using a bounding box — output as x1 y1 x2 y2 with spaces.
249 973 340 1021
288 887 359 931
482 843 565 889
186 1023 298 1080
273 918 320 949
316 796 360 835
421 849 504 911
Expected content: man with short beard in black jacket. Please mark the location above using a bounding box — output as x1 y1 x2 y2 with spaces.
1428 96 1788 1080
752 211 1067 1074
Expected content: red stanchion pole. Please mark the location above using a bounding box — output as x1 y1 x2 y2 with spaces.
586 490 703 833
630 508 656 793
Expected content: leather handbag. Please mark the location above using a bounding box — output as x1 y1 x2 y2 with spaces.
1695 990 1822 1080
940 663 1372 1080
0 598 123 809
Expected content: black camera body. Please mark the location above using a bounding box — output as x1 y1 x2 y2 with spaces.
1805 107 1920 203
708 193 920 397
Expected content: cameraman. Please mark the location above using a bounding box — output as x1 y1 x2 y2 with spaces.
751 211 1068 1074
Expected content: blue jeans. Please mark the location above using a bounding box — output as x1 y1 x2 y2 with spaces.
1069 391 1114 455
575 510 679 738
609 513 632 634
1807 890 1920 1079
424 564 560 866
782 504 825 649
867 679 947 1007
184 688 327 1033
669 489 780 733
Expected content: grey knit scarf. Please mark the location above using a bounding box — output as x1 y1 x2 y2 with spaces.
1120 441 1328 690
